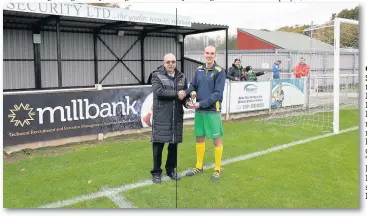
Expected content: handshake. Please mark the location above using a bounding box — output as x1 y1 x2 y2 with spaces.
178 90 187 100
177 90 199 109
178 90 196 101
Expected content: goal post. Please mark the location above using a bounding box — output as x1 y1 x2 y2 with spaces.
333 18 340 134
264 17 359 134
333 18 359 134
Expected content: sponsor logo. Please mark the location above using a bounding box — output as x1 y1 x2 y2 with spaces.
8 103 36 127
244 84 258 93
9 97 138 126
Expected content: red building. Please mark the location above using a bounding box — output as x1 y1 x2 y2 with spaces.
236 28 333 51
237 29 281 50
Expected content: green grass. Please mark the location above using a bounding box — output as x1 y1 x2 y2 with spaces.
124 130 359 208
3 109 359 208
62 197 118 208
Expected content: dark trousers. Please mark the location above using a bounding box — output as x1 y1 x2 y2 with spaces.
150 142 178 176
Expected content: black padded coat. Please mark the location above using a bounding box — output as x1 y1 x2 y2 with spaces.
151 67 188 144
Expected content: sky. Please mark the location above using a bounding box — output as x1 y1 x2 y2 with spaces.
116 1 359 37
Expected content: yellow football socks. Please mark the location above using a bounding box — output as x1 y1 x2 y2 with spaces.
214 145 223 172
196 142 205 169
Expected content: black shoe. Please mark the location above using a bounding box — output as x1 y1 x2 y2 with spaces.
167 172 181 180
152 175 162 183
186 167 203 177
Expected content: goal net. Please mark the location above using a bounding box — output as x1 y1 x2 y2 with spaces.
263 18 359 133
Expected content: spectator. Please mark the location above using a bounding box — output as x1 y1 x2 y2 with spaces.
293 57 310 78
241 66 266 81
272 60 282 79
226 58 243 81
240 70 247 81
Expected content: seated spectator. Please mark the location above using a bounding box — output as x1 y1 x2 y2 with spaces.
227 58 244 81
241 66 265 81
293 57 310 78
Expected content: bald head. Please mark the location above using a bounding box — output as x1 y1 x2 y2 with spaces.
205 45 216 52
164 53 175 62
163 53 176 73
204 45 216 66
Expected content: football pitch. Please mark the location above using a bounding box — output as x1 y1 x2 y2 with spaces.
3 109 359 208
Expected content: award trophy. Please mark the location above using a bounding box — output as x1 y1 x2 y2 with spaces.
189 91 197 105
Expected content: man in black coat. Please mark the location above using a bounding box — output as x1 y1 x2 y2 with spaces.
150 53 188 183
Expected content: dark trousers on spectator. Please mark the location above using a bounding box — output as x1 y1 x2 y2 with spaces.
150 142 177 176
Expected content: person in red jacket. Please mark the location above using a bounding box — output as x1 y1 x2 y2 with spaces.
293 57 310 78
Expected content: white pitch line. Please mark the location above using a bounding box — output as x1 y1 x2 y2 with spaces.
106 194 136 208
39 180 155 208
39 126 358 208
216 126 357 168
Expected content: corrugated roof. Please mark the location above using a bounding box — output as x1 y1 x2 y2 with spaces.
238 28 334 51
3 9 228 35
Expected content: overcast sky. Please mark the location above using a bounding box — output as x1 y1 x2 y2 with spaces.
117 2 359 37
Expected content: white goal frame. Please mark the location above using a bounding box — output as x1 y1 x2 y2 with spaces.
305 18 359 134
333 18 359 134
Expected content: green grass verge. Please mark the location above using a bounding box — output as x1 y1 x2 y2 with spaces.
3 109 358 208
62 197 118 208
124 130 358 208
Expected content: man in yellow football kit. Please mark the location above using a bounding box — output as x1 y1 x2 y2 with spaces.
186 45 226 181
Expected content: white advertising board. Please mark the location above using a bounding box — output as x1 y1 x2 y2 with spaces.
183 82 229 119
229 81 271 113
271 78 305 108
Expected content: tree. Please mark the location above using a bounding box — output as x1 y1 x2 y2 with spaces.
184 34 233 51
217 34 237 50
276 24 311 34
331 6 359 21
274 7 359 49
313 6 359 48
333 6 359 48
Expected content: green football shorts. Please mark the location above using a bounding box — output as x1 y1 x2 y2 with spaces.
194 112 224 139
